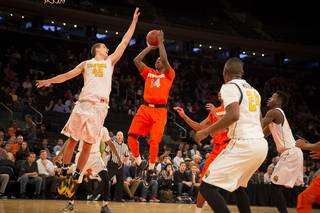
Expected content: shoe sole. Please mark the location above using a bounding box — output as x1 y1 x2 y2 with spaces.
135 161 148 179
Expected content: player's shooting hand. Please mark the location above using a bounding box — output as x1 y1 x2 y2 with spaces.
36 80 51 88
194 130 208 146
149 45 158 50
310 151 320 159
295 139 308 149
206 103 216 114
174 107 186 118
133 7 140 22
118 161 123 170
157 30 164 43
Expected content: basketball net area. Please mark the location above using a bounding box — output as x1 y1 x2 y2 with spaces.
44 0 65 4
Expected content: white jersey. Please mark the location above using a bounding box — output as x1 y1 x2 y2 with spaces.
269 108 295 153
78 126 110 154
79 58 113 103
221 79 264 139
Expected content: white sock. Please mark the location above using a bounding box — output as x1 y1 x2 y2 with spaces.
135 155 141 165
103 201 108 206
70 200 74 204
149 162 155 170
195 207 202 213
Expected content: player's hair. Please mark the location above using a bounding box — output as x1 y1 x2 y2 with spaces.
275 91 289 108
39 150 47 155
224 57 243 75
91 43 103 57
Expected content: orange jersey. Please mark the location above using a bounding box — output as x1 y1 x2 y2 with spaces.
207 106 230 144
140 65 175 104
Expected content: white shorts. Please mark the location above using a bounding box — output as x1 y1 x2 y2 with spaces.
271 147 303 188
74 152 107 184
61 101 108 144
202 138 268 192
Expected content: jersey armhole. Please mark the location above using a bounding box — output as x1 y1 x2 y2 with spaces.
227 83 243 105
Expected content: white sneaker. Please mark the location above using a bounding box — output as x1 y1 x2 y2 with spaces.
175 196 182 201
94 194 101 201
204 201 208 205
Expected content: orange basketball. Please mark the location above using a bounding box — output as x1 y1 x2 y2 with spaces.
146 30 159 46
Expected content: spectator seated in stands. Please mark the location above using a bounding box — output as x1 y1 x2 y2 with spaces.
45 100 55 112
53 138 64 154
17 152 42 199
54 99 69 113
158 163 174 190
37 150 58 199
184 158 192 172
36 124 48 140
264 167 273 183
138 172 159 202
183 144 191 158
190 155 201 174
123 162 140 201
10 135 23 160
0 86 13 107
190 164 200 199
200 153 210 173
8 120 20 137
174 162 193 202
156 154 172 175
158 148 171 163
65 95 74 108
24 114 36 150
3 142 14 161
37 139 54 161
0 147 10 198
16 141 30 161
190 144 200 157
173 150 184 170
204 140 214 154
268 157 277 169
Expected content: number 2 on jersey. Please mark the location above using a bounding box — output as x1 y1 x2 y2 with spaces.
151 78 161 88
92 68 103 77
246 91 260 111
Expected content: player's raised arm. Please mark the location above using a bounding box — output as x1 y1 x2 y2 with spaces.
36 62 85 88
133 46 157 72
157 30 171 73
109 7 140 66
174 107 212 131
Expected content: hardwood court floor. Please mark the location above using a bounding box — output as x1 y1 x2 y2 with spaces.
1 199 320 213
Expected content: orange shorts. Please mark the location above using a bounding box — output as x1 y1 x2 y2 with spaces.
200 142 229 182
128 105 167 143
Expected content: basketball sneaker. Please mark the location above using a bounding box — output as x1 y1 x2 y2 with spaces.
63 203 74 211
143 169 154 188
100 204 113 213
135 160 148 179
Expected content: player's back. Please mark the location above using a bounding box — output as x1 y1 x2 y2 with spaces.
269 108 295 152
79 58 113 103
222 79 264 139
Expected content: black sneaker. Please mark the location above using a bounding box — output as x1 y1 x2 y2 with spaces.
135 160 148 180
20 193 27 199
143 169 154 188
63 203 74 211
101 204 113 213
34 194 42 199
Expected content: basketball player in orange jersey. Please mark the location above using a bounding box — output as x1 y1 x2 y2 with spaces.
174 92 230 213
296 139 320 213
127 30 175 187
36 8 140 196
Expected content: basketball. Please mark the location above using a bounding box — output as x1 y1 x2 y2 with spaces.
146 30 159 46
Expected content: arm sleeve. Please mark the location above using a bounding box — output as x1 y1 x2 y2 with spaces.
140 65 150 79
220 84 241 108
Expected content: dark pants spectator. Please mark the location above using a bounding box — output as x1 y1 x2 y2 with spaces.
139 180 158 199
39 174 59 194
17 175 42 194
0 174 9 194
177 182 194 196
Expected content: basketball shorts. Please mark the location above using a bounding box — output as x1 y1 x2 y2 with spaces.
271 147 304 188
61 101 108 144
74 152 106 184
202 138 268 192
128 105 167 143
200 142 229 182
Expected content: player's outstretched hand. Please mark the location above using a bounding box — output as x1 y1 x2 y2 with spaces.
118 161 123 170
149 45 158 50
295 139 308 149
157 30 164 43
194 130 208 146
36 80 51 88
310 151 320 159
206 103 216 114
133 7 140 22
174 107 186 118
